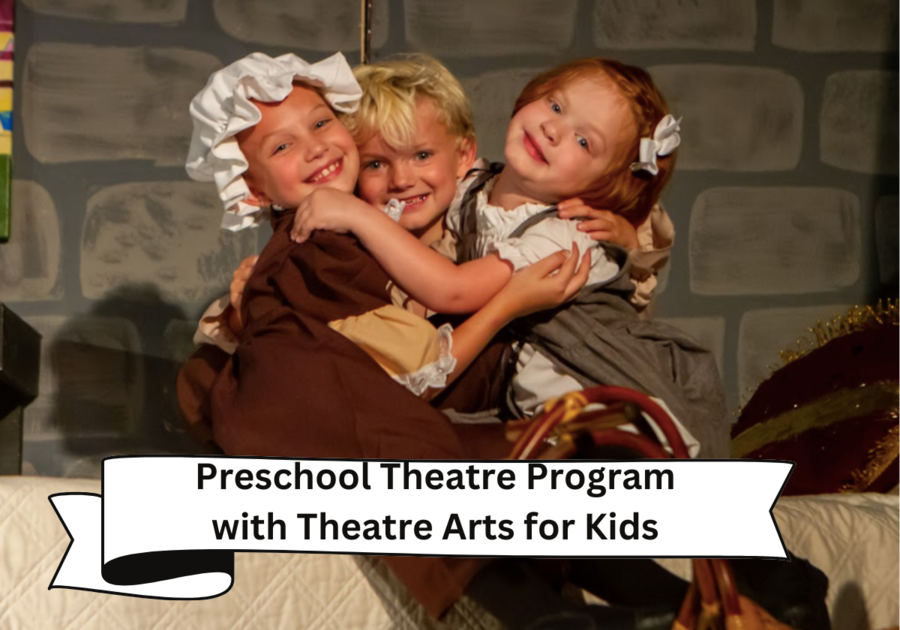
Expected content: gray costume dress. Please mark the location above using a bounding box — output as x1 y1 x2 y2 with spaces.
453 163 730 458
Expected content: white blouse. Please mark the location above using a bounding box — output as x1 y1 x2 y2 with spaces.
446 174 621 417
446 177 621 288
446 172 699 457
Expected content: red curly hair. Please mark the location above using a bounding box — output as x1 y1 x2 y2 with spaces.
512 59 675 227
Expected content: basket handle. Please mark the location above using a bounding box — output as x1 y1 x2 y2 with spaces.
577 386 690 459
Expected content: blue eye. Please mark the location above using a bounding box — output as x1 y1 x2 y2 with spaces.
415 151 432 161
314 118 331 129
577 136 589 150
550 101 561 113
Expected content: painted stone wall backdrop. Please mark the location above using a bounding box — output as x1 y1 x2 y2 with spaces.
4 0 376 476
384 0 897 414
0 0 896 477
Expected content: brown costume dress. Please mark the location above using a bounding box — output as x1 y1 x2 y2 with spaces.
200 210 510 618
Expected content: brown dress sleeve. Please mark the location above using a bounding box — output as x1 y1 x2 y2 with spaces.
208 216 505 618
176 343 230 448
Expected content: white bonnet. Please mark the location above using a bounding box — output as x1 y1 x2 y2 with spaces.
185 52 362 231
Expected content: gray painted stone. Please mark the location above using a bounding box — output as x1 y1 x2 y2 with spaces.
20 442 61 476
21 315 143 441
657 316 726 377
59 450 162 478
63 456 104 479
820 71 899 175
876 196 899 285
0 180 62 302
161 319 199 435
63 450 161 479
461 67 543 162
594 0 756 51
773 0 898 52
23 44 220 166
163 319 199 364
81 182 258 303
738 305 851 405
21 0 187 24
214 0 388 51
656 262 670 295
405 0 576 57
690 188 861 295
649 65 803 171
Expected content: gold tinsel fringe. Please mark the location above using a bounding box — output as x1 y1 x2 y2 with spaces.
839 423 900 493
778 299 899 367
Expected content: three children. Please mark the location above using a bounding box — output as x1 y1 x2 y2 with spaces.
181 50 679 628
179 50 828 630
288 56 726 454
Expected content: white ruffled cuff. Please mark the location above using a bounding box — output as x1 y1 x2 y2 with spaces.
192 294 239 355
391 323 457 396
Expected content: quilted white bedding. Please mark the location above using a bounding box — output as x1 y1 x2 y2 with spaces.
1 476 897 630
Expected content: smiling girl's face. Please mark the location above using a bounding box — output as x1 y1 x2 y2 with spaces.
238 84 360 209
502 75 636 205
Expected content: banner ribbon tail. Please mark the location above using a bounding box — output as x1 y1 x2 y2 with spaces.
49 493 234 600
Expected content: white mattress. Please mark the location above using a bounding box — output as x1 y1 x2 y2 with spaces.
1 476 897 629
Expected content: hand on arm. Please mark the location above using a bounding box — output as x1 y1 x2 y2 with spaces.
291 188 377 241
431 244 590 395
483 242 590 321
293 189 513 314
225 255 258 338
557 197 639 251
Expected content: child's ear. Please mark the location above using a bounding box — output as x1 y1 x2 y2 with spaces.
243 178 270 208
455 138 478 178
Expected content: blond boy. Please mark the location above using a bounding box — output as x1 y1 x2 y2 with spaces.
300 54 670 316
180 54 666 436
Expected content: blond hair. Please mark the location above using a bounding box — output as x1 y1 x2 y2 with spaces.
343 54 475 149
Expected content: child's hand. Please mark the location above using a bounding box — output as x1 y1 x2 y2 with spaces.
557 198 639 251
291 188 371 243
495 243 591 320
226 254 258 336
230 255 258 315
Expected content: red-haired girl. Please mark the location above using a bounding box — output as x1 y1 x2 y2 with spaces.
291 58 725 455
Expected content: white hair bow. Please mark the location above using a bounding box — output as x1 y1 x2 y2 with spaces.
630 114 682 176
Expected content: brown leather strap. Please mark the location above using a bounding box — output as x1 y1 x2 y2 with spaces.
577 386 690 459
693 560 719 611
509 386 687 460
586 429 672 460
508 403 569 460
674 579 700 630
711 559 741 618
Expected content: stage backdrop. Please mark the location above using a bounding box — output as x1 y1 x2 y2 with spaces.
0 0 896 477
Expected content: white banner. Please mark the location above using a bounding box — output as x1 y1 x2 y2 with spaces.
49 456 791 599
